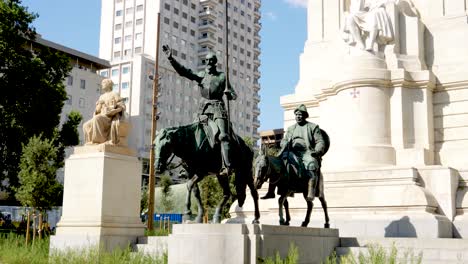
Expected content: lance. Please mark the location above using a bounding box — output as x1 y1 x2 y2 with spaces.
147 12 161 231
224 0 232 136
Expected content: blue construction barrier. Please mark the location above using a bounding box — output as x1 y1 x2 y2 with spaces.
154 213 183 223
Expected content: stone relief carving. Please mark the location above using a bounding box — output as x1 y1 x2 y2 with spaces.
342 0 419 52
83 78 129 146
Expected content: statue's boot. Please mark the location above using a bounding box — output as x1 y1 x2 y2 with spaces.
306 178 316 201
219 141 231 176
260 183 276 199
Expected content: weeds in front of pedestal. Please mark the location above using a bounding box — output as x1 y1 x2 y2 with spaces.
325 244 423 264
0 233 167 264
258 243 299 264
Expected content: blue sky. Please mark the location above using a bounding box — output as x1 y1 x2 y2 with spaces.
21 0 307 131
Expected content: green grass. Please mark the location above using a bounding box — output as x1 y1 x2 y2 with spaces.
258 244 299 264
0 233 167 264
324 244 423 264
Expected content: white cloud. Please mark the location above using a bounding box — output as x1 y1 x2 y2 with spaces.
284 0 308 8
264 11 278 21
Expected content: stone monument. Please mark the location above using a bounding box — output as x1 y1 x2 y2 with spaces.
231 0 468 238
50 79 144 252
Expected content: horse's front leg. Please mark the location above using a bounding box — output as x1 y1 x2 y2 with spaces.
247 180 260 224
284 197 291 226
302 192 313 227
319 196 330 228
192 177 204 223
183 175 197 221
278 195 288 226
213 174 231 224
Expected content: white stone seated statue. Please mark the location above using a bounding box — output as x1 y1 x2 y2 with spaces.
342 0 419 52
83 78 129 146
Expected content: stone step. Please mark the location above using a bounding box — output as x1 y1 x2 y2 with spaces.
340 237 468 250
336 237 468 264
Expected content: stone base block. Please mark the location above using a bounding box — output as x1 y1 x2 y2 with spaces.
168 224 339 264
50 147 144 253
229 166 453 238
50 234 138 252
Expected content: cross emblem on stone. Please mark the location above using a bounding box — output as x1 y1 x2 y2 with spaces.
350 88 360 98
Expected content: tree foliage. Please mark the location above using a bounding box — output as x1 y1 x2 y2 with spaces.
159 174 173 212
14 135 63 211
0 0 71 196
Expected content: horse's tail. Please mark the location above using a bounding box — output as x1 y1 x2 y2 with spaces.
234 136 253 207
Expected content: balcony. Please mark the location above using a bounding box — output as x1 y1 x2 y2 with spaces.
254 22 262 31
254 8 261 20
253 82 260 92
198 35 217 46
199 6 217 21
253 94 261 103
253 106 260 115
252 118 260 128
254 33 261 43
254 57 260 67
198 21 217 34
253 70 260 78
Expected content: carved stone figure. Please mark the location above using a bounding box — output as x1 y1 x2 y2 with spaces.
342 0 395 51
162 44 237 176
83 78 128 145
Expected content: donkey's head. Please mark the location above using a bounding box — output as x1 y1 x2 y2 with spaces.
254 145 270 190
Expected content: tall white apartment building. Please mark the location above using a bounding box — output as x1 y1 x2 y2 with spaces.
98 0 262 174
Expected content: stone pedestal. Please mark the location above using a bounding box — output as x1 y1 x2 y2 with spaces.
168 224 339 264
230 167 453 238
50 145 144 252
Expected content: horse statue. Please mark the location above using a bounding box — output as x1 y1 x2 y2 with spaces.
254 130 330 228
154 121 260 224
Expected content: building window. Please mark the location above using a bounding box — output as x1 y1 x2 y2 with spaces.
114 37 121 44
135 32 142 40
115 23 122 30
113 83 119 92
164 17 170 24
190 16 196 23
122 82 130 90
115 10 122 16
79 98 85 108
80 79 86 89
113 51 121 58
136 18 143 25
125 7 133 15
164 3 170 10
124 49 131 56
173 21 179 29
66 94 72 105
100 71 108 77
125 35 132 42
125 21 132 28
111 69 119 76
136 4 143 12
122 66 130 74
182 26 187 33
67 76 73 86
135 47 142 53
182 12 188 19
173 8 179 15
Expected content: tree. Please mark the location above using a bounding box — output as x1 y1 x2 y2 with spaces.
0 0 71 196
14 135 63 211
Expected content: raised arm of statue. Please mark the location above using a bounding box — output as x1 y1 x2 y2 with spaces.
163 44 202 83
